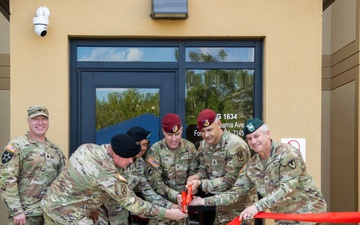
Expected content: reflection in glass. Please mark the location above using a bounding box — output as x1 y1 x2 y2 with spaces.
185 69 254 137
77 47 178 62
186 47 254 62
95 88 160 145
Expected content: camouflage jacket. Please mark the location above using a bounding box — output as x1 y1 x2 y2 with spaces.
104 156 173 212
145 138 198 202
123 157 173 208
40 143 166 224
195 131 251 194
204 141 327 214
0 133 66 217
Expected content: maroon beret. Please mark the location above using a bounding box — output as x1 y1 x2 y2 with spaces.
197 109 217 131
162 113 182 133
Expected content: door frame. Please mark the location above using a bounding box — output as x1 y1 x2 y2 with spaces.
70 39 263 155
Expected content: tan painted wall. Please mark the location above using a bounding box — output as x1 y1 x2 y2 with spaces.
9 0 323 222
331 0 356 54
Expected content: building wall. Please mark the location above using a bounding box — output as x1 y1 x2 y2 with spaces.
322 0 360 212
321 1 332 211
0 11 10 90
6 0 324 223
0 12 10 224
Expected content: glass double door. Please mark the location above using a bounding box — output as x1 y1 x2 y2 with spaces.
75 70 177 152
70 39 263 154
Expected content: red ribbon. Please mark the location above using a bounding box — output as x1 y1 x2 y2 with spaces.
227 212 360 225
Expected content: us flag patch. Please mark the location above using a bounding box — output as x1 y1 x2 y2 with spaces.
146 156 160 168
6 144 16 153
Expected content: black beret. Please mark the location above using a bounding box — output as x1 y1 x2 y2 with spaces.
111 134 141 158
127 126 151 142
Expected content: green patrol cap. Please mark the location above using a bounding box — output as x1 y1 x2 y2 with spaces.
243 118 264 135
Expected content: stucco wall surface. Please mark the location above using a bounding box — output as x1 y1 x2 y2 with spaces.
10 0 323 185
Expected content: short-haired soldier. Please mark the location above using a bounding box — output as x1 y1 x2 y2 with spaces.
41 134 185 224
0 105 66 225
189 118 327 225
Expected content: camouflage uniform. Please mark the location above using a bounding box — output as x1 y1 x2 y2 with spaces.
195 130 256 225
41 143 168 225
0 133 66 225
204 141 327 225
145 138 198 225
96 156 173 225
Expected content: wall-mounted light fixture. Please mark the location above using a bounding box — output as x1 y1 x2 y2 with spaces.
151 0 188 20
33 6 50 37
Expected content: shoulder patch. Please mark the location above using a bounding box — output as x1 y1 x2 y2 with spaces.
6 144 16 153
146 167 154 176
146 156 160 168
117 174 128 184
1 150 14 164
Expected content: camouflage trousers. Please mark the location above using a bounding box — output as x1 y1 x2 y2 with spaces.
95 204 131 225
213 188 257 225
215 204 255 225
43 212 93 225
8 215 44 225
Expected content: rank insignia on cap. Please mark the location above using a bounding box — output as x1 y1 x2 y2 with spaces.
6 144 16 153
244 118 264 135
146 156 160 168
203 119 210 127
117 174 128 184
172 125 179 133
2 150 14 164
246 123 255 132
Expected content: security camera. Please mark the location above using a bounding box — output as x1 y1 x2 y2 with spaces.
33 7 50 37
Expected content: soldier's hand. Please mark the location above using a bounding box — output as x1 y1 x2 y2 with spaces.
13 213 26 225
189 196 205 206
186 174 200 184
164 208 186 221
187 180 200 194
89 209 99 224
239 204 258 220
170 204 181 210
176 193 183 206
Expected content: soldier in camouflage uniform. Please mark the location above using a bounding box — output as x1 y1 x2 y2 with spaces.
95 127 177 225
40 134 185 225
186 109 256 225
190 118 327 225
145 113 198 225
0 105 67 225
